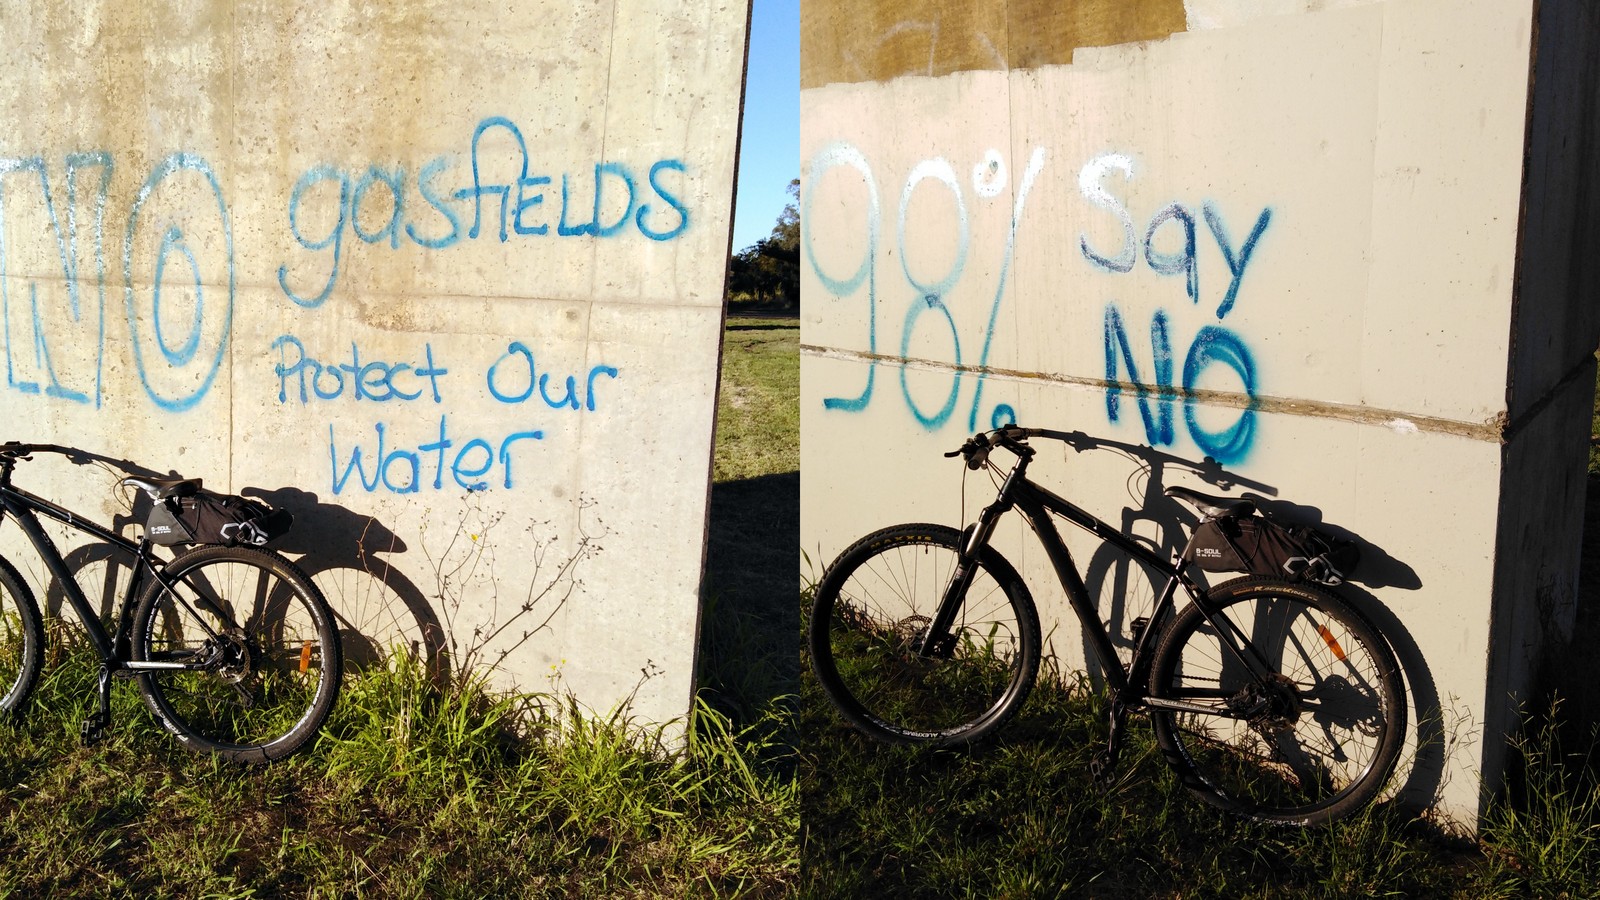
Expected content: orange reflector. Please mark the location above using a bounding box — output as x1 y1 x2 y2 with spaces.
299 642 312 674
1316 624 1346 661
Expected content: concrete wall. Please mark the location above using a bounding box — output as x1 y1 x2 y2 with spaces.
801 0 1600 822
0 0 749 730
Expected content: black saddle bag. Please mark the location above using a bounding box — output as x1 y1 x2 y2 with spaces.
146 491 292 547
1182 514 1358 586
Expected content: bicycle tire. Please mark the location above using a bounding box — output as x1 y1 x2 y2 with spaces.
132 545 342 762
0 554 43 716
1149 576 1405 825
809 523 1040 746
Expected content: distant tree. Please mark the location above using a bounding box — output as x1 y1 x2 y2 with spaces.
767 178 799 257
729 179 800 309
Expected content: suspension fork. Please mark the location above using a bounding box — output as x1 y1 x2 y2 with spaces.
918 494 1015 659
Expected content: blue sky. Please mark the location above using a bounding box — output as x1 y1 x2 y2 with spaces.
730 0 799 254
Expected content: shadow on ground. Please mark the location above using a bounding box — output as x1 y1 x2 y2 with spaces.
699 470 800 721
1544 475 1600 731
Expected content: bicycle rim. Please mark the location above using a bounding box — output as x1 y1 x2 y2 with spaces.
134 547 341 762
1151 579 1404 825
0 557 41 714
811 525 1038 745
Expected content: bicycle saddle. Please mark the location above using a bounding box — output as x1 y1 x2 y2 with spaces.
1164 486 1255 519
120 475 202 500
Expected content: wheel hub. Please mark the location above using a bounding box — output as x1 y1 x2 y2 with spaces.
199 631 255 684
1228 674 1302 729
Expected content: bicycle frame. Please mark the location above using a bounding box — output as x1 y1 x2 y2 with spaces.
932 439 1279 714
0 465 223 675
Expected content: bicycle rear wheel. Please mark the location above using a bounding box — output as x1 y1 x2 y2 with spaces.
132 545 342 762
1150 577 1405 825
808 524 1039 746
0 555 42 716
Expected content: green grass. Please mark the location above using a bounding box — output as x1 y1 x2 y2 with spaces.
801 600 1600 899
701 314 800 727
0 314 801 898
0 646 795 898
1590 352 1600 475
713 316 799 483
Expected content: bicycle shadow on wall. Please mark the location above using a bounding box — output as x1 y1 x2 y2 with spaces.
242 487 447 680
1065 432 1442 812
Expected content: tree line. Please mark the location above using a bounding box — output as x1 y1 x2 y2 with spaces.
728 178 799 309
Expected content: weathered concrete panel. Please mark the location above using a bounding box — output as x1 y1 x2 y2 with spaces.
800 0 1184 88
802 0 1600 823
0 0 748 731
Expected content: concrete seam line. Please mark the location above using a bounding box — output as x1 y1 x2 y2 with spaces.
800 344 1507 443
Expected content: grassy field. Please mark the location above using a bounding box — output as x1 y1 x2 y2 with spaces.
0 314 801 899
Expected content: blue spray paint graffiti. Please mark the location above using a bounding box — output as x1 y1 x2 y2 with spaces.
272 336 449 404
1102 306 1258 463
896 157 968 429
804 141 1045 432
807 144 1273 463
1078 153 1272 320
486 341 619 412
0 117 659 497
277 335 621 495
280 116 693 309
0 153 113 405
2 152 233 413
1184 326 1258 461
329 417 545 494
1078 152 1271 462
1103 305 1175 446
806 143 879 414
123 153 235 414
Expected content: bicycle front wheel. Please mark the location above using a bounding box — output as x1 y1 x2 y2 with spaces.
132 545 342 762
0 555 42 716
808 524 1040 746
1150 577 1405 826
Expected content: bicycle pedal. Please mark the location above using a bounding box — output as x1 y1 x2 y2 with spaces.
1089 752 1113 786
80 718 107 746
1129 616 1151 644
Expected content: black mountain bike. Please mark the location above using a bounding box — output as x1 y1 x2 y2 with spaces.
0 443 341 762
808 425 1405 826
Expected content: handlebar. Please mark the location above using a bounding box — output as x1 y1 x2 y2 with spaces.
1 442 98 466
945 424 1277 494
943 425 1033 470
